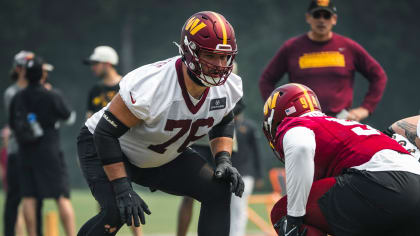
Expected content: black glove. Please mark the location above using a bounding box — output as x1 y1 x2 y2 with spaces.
214 151 245 197
274 215 307 236
111 177 151 227
382 126 395 137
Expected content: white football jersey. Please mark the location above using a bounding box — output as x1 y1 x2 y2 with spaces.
85 56 243 168
392 133 420 161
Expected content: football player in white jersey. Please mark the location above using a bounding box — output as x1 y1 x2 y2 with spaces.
77 11 244 236
384 115 420 160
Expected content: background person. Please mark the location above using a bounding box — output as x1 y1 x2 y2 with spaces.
263 83 420 235
229 99 264 236
2 50 44 236
9 56 76 236
83 46 122 119
259 0 387 122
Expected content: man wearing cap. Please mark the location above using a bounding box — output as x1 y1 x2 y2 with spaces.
259 0 387 122
84 46 122 119
9 56 76 236
2 50 45 236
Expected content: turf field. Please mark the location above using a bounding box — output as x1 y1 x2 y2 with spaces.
0 188 270 235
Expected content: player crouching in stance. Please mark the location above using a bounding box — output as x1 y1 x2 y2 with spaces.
77 11 244 236
262 83 420 236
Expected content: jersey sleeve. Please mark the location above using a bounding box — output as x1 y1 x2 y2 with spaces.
282 126 316 217
118 68 155 121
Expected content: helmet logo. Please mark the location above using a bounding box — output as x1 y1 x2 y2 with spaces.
263 91 280 116
317 0 329 7
185 17 207 36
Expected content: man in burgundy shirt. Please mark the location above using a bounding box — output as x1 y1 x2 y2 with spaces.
259 0 387 122
263 83 420 236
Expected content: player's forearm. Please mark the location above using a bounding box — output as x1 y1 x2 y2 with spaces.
103 162 128 181
210 137 233 156
391 115 420 149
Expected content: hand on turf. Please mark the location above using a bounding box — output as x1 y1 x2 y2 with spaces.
111 177 151 227
215 152 245 197
274 215 307 236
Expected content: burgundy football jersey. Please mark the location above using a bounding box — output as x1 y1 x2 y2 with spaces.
275 115 409 180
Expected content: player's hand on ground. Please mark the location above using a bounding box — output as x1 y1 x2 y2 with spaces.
215 152 245 197
111 177 151 227
274 215 307 236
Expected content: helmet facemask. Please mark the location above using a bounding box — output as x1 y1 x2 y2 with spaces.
182 35 236 87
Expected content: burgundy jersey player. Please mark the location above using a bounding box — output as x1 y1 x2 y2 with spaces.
262 83 420 236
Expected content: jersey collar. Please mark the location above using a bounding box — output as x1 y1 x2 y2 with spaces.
176 58 209 114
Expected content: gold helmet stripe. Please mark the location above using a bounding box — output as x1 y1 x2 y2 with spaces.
293 83 315 111
211 12 227 45
270 91 280 109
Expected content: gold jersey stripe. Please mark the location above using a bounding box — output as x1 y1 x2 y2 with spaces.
211 12 227 44
293 83 315 111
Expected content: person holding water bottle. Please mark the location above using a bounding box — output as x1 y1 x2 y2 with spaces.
9 56 77 236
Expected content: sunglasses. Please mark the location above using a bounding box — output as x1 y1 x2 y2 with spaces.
312 11 332 20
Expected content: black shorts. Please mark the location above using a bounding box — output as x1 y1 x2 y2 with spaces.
19 150 70 199
319 169 420 236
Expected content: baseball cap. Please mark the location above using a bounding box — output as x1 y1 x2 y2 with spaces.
307 0 337 14
13 50 35 67
43 63 54 72
83 46 119 65
25 56 44 83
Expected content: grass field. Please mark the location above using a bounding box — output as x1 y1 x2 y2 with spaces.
0 188 271 235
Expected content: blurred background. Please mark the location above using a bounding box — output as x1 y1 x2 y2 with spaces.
1 0 419 234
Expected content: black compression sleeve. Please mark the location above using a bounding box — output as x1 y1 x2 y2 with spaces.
209 110 235 140
94 110 129 165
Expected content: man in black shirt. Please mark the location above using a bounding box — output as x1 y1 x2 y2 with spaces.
83 46 121 119
9 56 76 236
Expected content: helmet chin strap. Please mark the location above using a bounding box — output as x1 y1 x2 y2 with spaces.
186 67 207 87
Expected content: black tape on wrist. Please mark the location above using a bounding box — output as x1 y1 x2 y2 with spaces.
214 151 232 165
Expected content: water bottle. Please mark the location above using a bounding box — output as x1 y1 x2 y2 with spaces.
27 113 44 138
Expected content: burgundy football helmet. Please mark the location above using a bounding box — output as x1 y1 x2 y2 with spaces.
262 83 322 152
179 11 237 87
